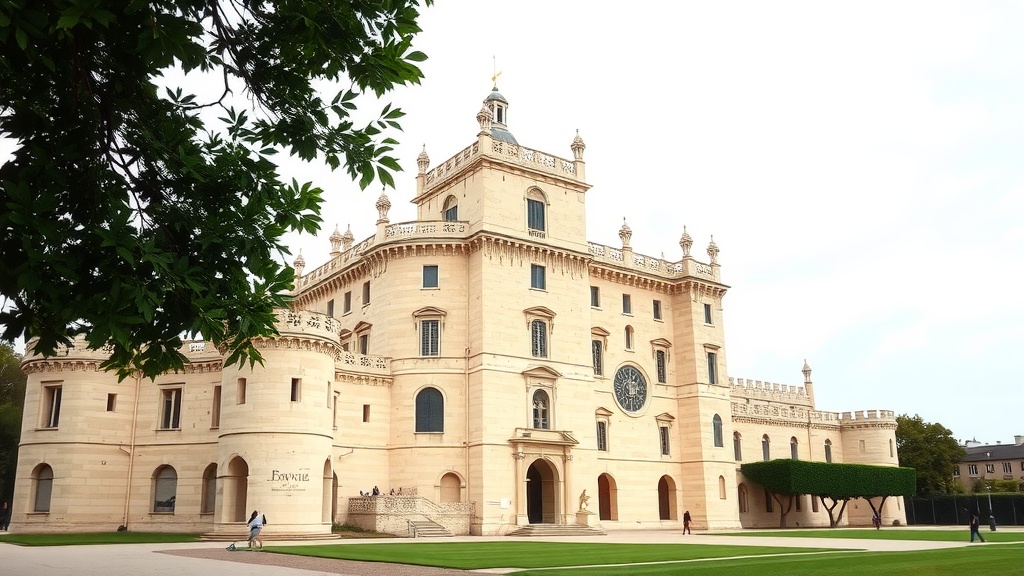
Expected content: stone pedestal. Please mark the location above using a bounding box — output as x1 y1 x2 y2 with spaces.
575 510 595 527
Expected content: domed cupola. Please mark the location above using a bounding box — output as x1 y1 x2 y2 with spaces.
484 86 518 145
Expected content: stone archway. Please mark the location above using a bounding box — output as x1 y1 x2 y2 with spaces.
658 475 678 520
223 456 249 523
322 459 332 523
598 473 618 521
526 459 559 524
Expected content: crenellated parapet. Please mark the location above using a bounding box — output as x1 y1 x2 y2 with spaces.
730 377 813 407
839 409 898 430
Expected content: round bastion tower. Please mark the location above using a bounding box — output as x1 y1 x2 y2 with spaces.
213 309 341 536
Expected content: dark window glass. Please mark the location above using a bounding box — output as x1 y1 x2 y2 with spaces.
415 387 444 432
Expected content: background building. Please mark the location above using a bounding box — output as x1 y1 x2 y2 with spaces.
13 87 905 535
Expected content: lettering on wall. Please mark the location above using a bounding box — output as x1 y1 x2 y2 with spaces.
269 469 311 493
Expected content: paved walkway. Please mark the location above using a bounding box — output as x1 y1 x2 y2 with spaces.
0 527 1005 576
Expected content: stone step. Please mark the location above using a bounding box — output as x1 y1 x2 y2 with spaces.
506 524 606 537
409 520 452 538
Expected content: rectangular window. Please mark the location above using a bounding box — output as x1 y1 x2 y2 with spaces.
332 393 339 429
362 404 370 423
659 426 671 455
527 198 545 231
237 378 247 404
531 320 548 358
42 384 62 428
986 464 995 474
423 265 439 288
1003 462 1012 474
362 281 370 305
953 466 960 477
622 294 632 315
590 286 600 308
656 350 667 383
343 291 352 313
530 264 546 290
591 339 603 375
326 299 335 317
421 319 440 356
969 464 978 475
704 303 713 324
106 393 117 412
707 352 718 384
211 386 221 428
358 334 369 355
290 378 301 402
765 490 774 513
653 300 662 320
160 388 183 430
597 421 608 451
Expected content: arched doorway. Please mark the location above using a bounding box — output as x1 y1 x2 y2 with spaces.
657 475 678 520
224 456 249 522
526 459 559 524
322 459 332 523
598 473 618 521
440 472 461 503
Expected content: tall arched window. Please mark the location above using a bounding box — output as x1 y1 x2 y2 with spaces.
532 390 550 429
761 435 771 461
442 195 458 221
526 189 547 235
733 432 743 461
153 466 178 512
531 320 548 358
33 463 54 513
415 387 445 432
738 484 749 513
712 414 724 447
824 439 833 463
790 437 799 460
624 326 634 350
718 475 726 499
201 463 217 514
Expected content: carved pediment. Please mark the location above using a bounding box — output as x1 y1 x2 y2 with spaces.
522 365 562 380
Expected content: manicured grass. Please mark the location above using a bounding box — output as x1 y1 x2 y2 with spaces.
723 528 1024 543
268 542 835 569
512 545 1024 576
0 532 201 546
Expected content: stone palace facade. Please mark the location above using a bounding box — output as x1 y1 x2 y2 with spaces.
13 87 905 535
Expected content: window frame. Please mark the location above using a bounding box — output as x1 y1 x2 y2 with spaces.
530 264 546 290
590 286 600 308
532 389 551 430
655 349 667 383
415 387 445 433
596 420 608 451
653 299 662 320
152 465 178 513
422 265 439 288
361 281 370 306
159 387 183 430
824 439 833 463
531 319 548 358
442 195 458 222
761 435 771 461
526 194 547 235
712 414 724 447
41 383 62 428
420 319 441 356
659 425 671 456
703 303 713 324
33 463 54 513
733 431 743 461
622 293 632 315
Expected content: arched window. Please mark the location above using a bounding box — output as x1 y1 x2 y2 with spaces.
532 390 550 429
738 484 749 513
712 414 724 447
201 463 217 514
761 435 771 461
415 387 444 432
531 320 548 358
153 466 177 512
624 326 634 350
33 464 54 513
442 195 458 221
718 475 727 499
790 437 799 460
526 189 547 235
733 431 743 461
824 439 833 463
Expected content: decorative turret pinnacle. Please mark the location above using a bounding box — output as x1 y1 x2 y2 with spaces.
618 218 632 249
329 224 344 255
341 224 354 252
679 225 693 258
476 104 493 134
802 359 812 384
375 189 391 224
707 235 719 265
292 251 305 277
416 145 430 175
571 129 586 160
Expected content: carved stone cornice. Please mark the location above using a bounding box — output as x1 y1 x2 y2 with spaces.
22 360 102 374
731 415 842 432
171 361 224 374
471 235 590 279
335 372 392 388
252 336 341 360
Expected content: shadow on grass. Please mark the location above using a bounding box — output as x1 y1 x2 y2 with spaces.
0 532 201 546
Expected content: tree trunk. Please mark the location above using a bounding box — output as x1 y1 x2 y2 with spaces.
773 493 794 528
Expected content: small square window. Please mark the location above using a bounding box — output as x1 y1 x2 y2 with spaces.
622 294 632 315
343 291 352 314
530 264 546 290
423 265 439 288
358 334 369 355
704 303 713 324
362 281 370 305
653 300 662 320
290 378 301 402
590 286 600 308
986 464 995 474
327 299 335 318
362 404 371 423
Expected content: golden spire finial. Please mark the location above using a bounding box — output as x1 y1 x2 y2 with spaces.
491 55 502 88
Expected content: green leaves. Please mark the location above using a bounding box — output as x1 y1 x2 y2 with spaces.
1 0 432 378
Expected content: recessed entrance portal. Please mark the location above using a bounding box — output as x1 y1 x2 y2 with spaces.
224 456 249 522
598 473 618 521
657 475 678 520
526 459 559 524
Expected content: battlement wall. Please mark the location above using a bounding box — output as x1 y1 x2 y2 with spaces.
729 377 813 407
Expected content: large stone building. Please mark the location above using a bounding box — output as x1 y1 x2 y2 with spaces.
13 87 906 535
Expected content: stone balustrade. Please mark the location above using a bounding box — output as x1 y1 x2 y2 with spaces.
423 139 579 194
588 242 718 281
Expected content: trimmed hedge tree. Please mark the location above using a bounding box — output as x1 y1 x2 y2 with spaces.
741 460 916 528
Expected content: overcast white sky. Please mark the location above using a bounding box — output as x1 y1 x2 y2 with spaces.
281 1 1024 445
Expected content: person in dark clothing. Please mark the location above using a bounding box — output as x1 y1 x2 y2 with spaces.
0 501 11 531
970 514 985 542
682 510 692 535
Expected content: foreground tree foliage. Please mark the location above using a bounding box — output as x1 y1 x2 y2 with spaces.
741 460 916 528
0 341 26 504
0 0 430 378
896 414 965 495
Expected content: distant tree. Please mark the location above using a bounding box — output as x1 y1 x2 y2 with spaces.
896 414 965 495
741 460 916 528
0 341 26 504
1 0 431 379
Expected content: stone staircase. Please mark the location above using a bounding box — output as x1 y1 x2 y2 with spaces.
408 519 452 538
507 524 606 537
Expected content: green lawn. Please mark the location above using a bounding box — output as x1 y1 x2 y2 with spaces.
0 532 201 546
723 528 1024 542
512 546 1024 576
268 542 835 569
